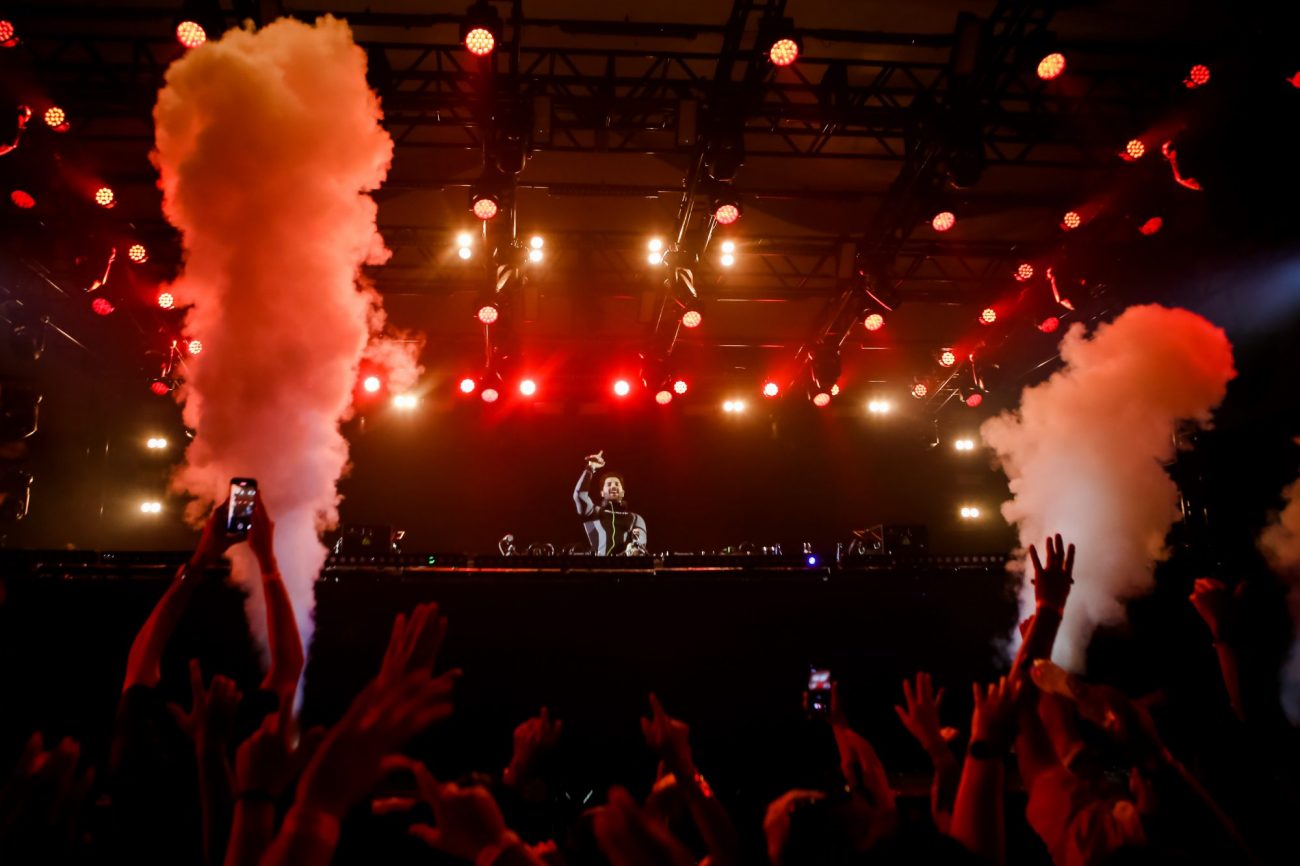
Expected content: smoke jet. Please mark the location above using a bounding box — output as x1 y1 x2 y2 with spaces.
981 305 1236 670
1259 450 1300 722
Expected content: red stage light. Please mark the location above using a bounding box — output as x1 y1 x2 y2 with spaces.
965 392 984 408
864 313 884 331
655 390 673 405
1037 53 1066 81
681 309 703 329
188 339 202 356
150 380 171 396
980 308 997 325
481 387 499 403
459 377 477 394
362 375 382 393
1062 211 1081 230
714 203 740 225
0 21 14 45
932 211 955 232
830 384 840 396
672 378 688 395
1038 316 1060 334
10 190 35 209
95 187 115 208
812 392 831 407
1138 216 1163 236
1016 263 1034 281
1185 64 1210 89
519 378 537 397
465 27 495 56
176 21 207 49
939 349 956 367
157 292 175 310
128 244 148 263
473 197 499 220
91 297 115 316
44 107 66 128
762 381 780 398
1125 139 1146 160
769 37 799 67
476 304 499 325
911 383 928 399
613 379 632 397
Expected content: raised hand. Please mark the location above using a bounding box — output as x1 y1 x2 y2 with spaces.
593 786 695 866
192 500 238 570
586 450 606 470
1028 534 1075 613
168 658 243 752
894 672 953 758
248 497 278 574
970 676 1020 752
505 706 563 787
408 763 519 862
1189 577 1241 642
235 702 323 799
640 694 694 779
377 601 446 686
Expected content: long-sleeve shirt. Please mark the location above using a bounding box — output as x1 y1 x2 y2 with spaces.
573 466 647 555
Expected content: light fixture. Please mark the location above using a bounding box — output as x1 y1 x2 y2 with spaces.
393 394 419 409
91 297 115 316
458 246 473 260
1138 216 1163 236
765 18 801 67
0 21 15 46
149 378 175 396
528 248 543 263
10 190 35 209
1125 139 1146 160
362 375 382 393
128 244 148 263
762 381 780 398
932 211 956 232
519 378 537 397
714 196 741 225
157 292 175 310
1038 316 1060 334
959 505 982 520
472 194 499 220
864 313 884 331
979 308 997 325
673 378 688 395
529 235 544 249
720 253 735 268
477 303 499 325
769 37 799 67
911 382 928 399
681 308 703 329
1185 64 1210 89
459 377 477 394
867 399 892 415
655 390 673 405
94 187 115 208
938 349 956 367
811 392 831 408
176 21 207 49
187 339 202 355
1015 263 1034 281
613 379 631 397
140 500 164 514
461 1 502 56
1037 52 1066 80
147 437 168 450
1062 211 1081 230
954 438 975 451
481 386 500 403
43 107 66 129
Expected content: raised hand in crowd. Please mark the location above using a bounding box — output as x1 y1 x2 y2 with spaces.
169 659 243 866
894 672 959 831
828 683 898 844
1012 534 1076 684
594 786 696 866
951 677 1020 865
504 706 563 794
409 761 548 866
0 733 95 860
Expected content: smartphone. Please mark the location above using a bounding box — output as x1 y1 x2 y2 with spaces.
808 667 832 716
226 477 257 535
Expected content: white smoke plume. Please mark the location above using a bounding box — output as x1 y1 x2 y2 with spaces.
152 17 414 661
1259 447 1300 723
981 305 1236 671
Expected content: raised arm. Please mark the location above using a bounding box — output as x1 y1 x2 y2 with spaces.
574 451 604 516
248 499 304 703
1010 534 1075 684
894 672 959 831
950 677 1019 865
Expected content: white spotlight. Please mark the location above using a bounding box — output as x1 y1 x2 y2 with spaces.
458 246 472 260
723 400 735 413
867 399 892 415
720 253 736 267
393 394 418 410
140 500 163 514
529 235 544 249
648 238 663 252
528 248 544 263
959 505 982 520
456 232 473 247
721 240 736 254
954 438 975 451
146 437 168 450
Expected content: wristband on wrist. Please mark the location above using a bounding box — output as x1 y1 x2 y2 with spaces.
475 830 522 866
1034 602 1064 617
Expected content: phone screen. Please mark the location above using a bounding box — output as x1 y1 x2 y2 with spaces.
808 667 831 715
226 478 257 534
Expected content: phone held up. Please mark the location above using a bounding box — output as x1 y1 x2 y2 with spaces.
226 477 257 536
807 667 832 718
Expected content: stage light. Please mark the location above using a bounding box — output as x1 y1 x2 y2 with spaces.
648 238 663 252
362 375 382 393
465 26 494 55
393 393 419 409
647 251 664 265
0 21 14 46
769 37 799 67
95 187 115 208
1037 52 1066 80
1038 316 1060 333
1062 211 1081 230
481 387 499 403
720 253 736 268
187 339 202 355
44 106 66 128
806 554 818 567
477 303 499 325
613 379 631 397
932 211 955 232
1125 139 1146 160
954 438 975 451
91 297 115 316
11 190 35 209
458 246 472 260
965 391 984 408
911 383 928 398
1139 216 1163 236
959 505 982 520
830 384 840 396
867 399 892 415
149 379 172 396
714 200 741 225
731 399 747 413
459 377 477 394
519 378 537 397
762 381 780 398
140 500 163 515
528 248 543 263
939 349 956 367
721 240 736 254
812 392 831 408
655 389 673 405
681 309 703 329
1016 263 1034 281
457 232 474 247
176 21 207 49
673 378 688 395
472 195 499 220
1185 64 1210 89
157 292 175 310
723 400 734 412
864 313 884 331
980 307 997 325
128 244 148 263
147 437 168 450
462 1 502 56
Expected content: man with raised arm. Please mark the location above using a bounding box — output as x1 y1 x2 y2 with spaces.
573 450 648 556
